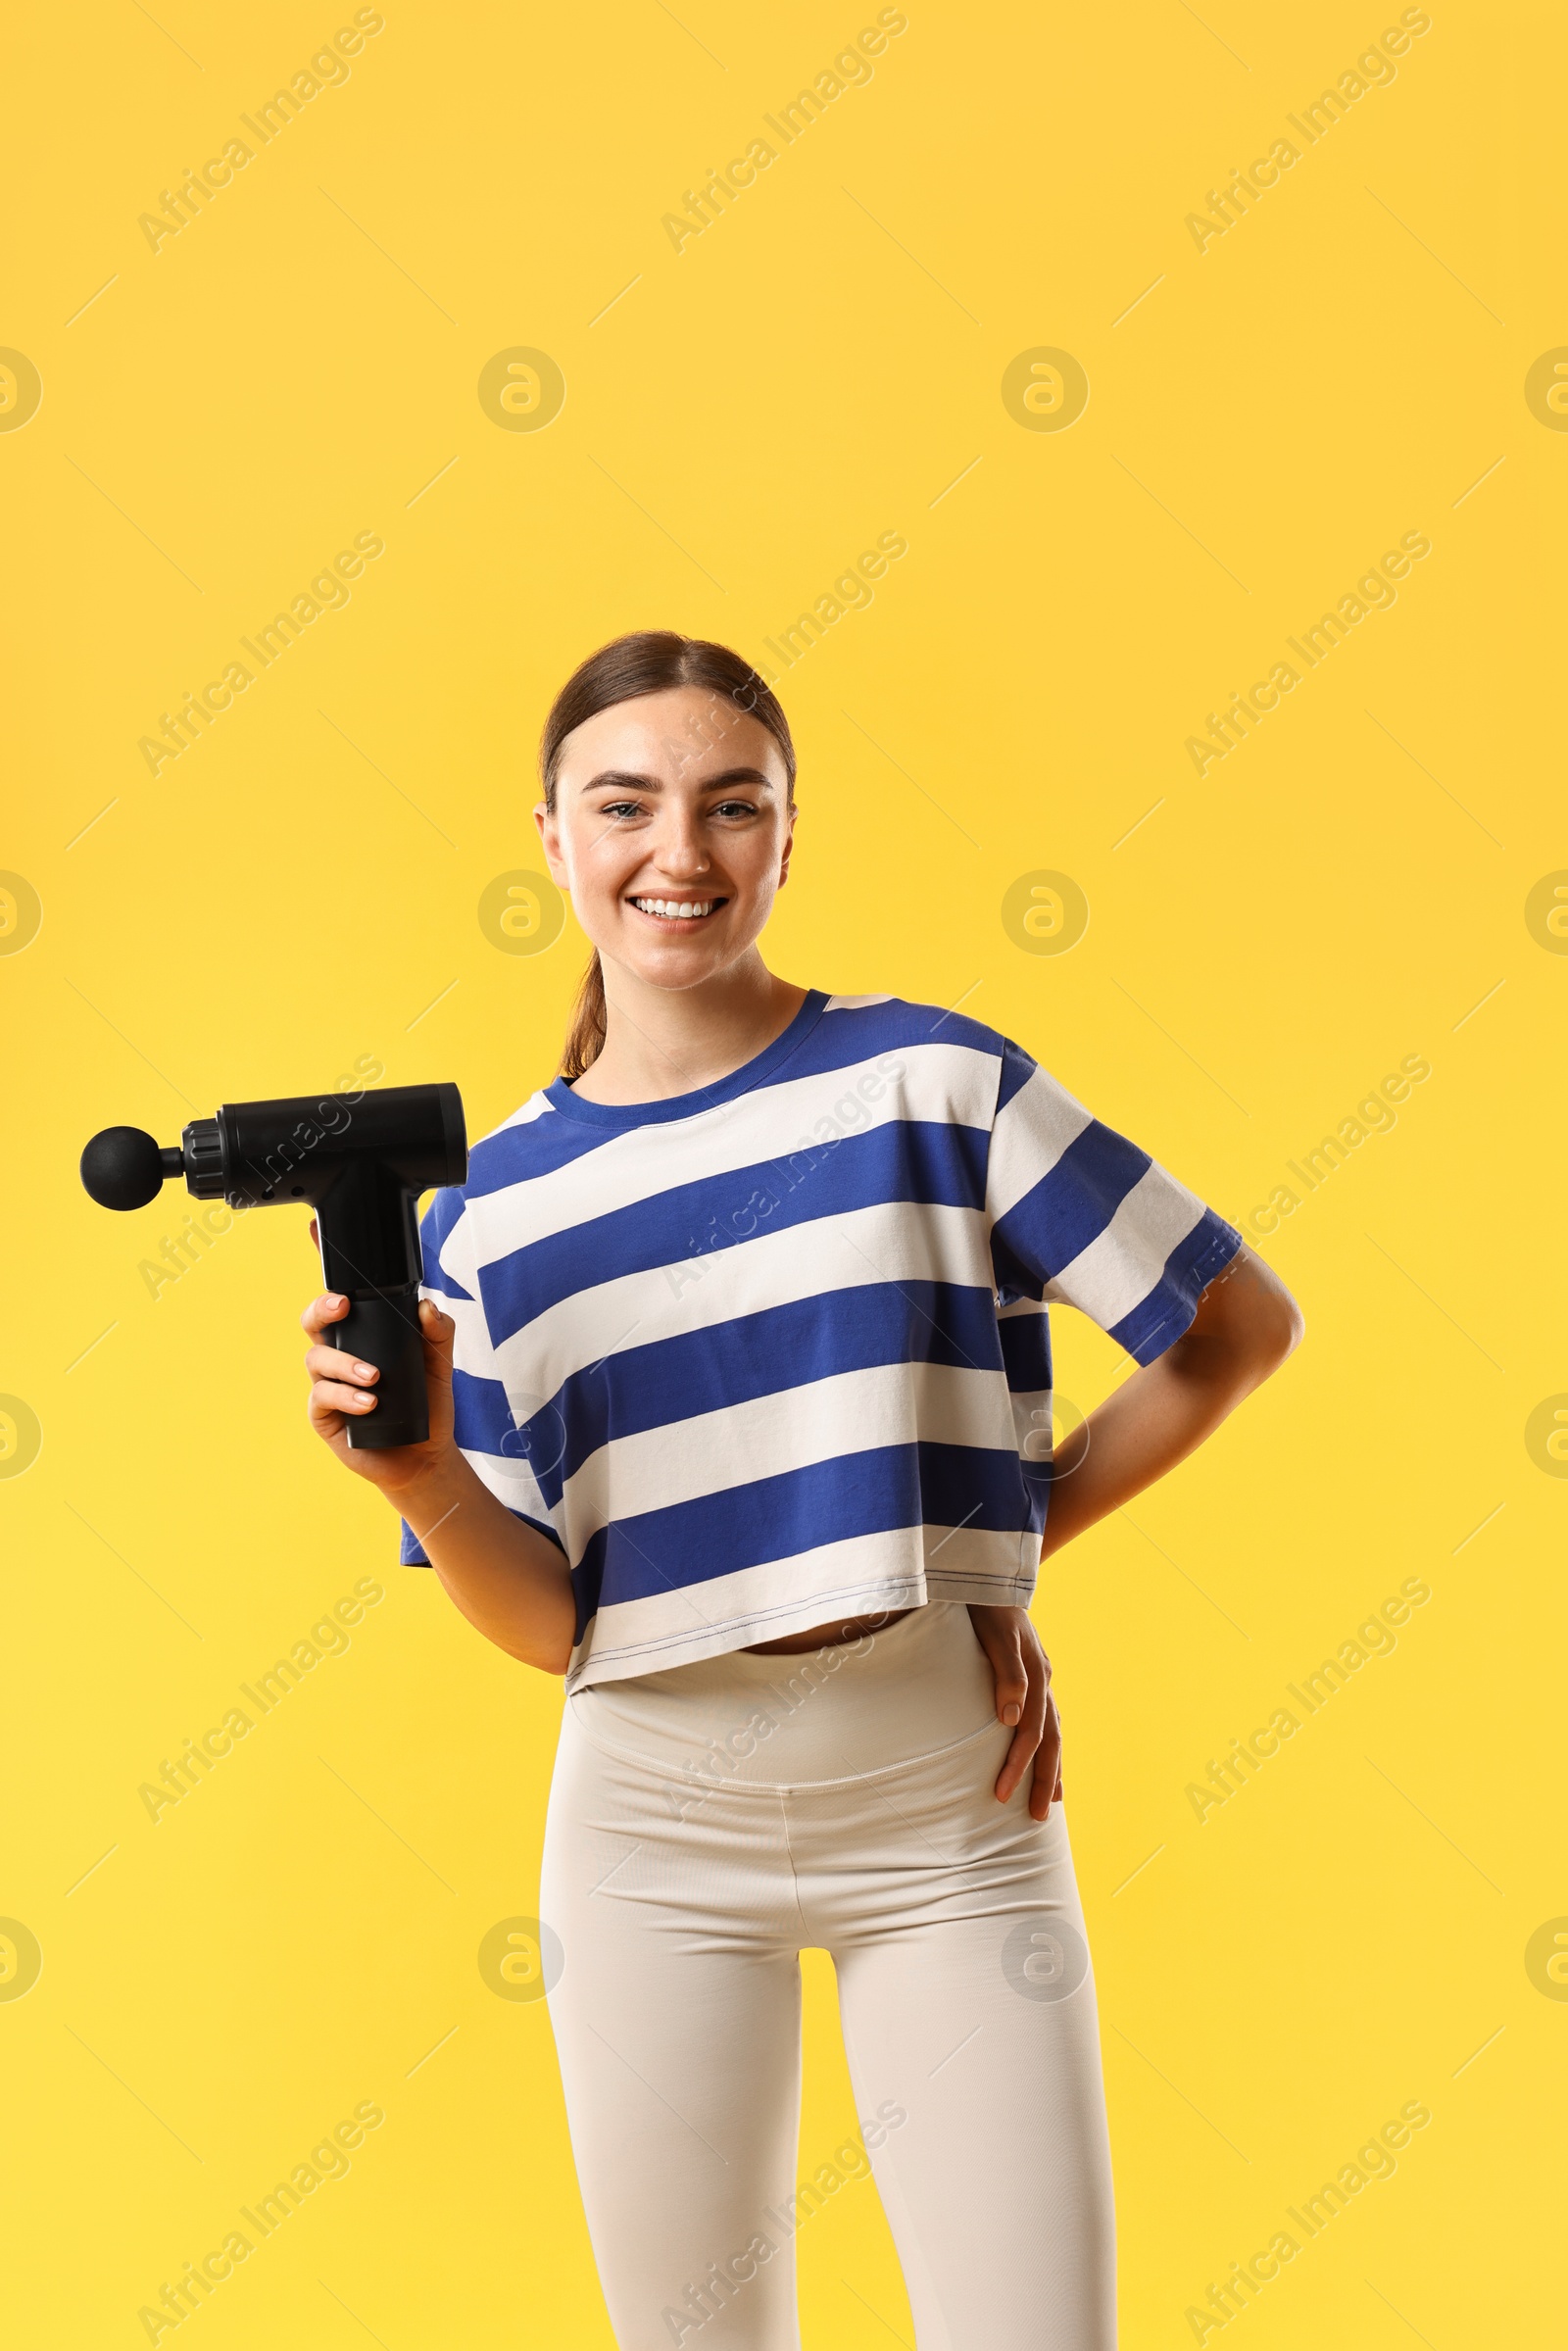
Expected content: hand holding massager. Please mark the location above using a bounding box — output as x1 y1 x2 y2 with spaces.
80 1083 467 1447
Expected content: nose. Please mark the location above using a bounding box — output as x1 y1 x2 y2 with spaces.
651 808 710 878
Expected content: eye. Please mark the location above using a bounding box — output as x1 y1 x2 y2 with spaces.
710 798 760 818
598 799 646 820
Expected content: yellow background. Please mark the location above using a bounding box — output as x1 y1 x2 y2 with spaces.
3 0 1563 2342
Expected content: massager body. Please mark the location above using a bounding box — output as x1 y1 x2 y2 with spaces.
80 1082 467 1447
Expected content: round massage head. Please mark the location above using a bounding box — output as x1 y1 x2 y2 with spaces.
80 1126 169 1211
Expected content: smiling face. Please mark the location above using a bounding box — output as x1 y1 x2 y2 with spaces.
535 684 796 994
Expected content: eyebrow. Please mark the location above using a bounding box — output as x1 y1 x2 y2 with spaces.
578 765 777 794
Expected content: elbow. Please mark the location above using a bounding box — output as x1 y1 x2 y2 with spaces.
1183 1251 1303 1383
1257 1287 1304 1374
507 1625 574 1676
503 1640 572 1676
1230 1244 1303 1376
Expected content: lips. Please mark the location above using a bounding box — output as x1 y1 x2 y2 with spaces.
627 896 723 922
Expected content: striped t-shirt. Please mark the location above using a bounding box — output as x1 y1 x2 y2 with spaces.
399 991 1243 1691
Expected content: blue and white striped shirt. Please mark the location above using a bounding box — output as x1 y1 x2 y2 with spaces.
399 991 1243 1690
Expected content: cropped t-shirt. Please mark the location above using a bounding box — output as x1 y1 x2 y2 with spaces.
398 991 1244 1691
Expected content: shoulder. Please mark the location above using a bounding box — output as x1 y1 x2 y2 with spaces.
776 994 1023 1136
814 990 1011 1067
816 992 1040 1110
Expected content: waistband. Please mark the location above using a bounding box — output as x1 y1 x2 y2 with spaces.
566 1600 1000 1788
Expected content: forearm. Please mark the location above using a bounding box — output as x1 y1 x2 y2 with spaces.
1040 1300 1294 1560
392 1451 576 1673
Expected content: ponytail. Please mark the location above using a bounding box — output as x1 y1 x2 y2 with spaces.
561 951 608 1082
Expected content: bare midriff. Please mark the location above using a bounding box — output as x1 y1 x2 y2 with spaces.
742 1607 914 1655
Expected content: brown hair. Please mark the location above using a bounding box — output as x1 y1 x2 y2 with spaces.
540 631 797 1080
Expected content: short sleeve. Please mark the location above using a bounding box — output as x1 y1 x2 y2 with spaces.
985 1037 1244 1366
397 1189 564 1567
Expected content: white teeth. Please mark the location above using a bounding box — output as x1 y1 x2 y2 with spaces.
633 898 713 918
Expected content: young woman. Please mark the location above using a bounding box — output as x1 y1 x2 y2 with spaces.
301 631 1302 2350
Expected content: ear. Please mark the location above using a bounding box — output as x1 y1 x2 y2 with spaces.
533 799 568 888
776 802 798 889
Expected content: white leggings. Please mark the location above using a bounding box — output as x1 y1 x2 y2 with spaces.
540 1602 1116 2349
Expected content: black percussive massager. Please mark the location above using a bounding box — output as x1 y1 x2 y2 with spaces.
80 1084 467 1446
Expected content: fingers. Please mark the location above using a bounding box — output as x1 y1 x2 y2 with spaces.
302 1293 455 1467
994 1719 1041 1808
967 1606 1029 1728
302 1298 379 1437
300 1290 351 1340
313 1378 377 1420
1027 1691 1064 1823
417 1297 454 1347
417 1298 455 1377
304 1343 378 1387
992 1644 1028 1731
993 1651 1049 1807
968 1606 1058 1811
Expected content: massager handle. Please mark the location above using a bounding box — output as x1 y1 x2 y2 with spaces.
313 1097 465 1451
305 1158 429 1448
331 1286 432 1450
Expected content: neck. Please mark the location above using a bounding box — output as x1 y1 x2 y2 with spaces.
571 950 808 1104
